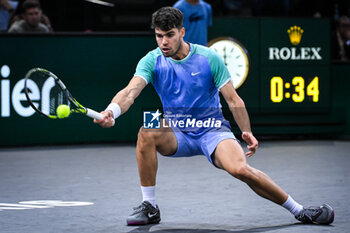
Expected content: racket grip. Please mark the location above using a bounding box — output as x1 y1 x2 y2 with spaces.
86 108 104 120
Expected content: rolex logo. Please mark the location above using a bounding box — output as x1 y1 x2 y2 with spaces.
269 25 322 61
287 25 303 45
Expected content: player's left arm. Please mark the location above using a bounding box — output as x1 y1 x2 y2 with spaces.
220 81 258 157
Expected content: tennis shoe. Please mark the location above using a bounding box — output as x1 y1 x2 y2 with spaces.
126 201 161 226
295 204 334 224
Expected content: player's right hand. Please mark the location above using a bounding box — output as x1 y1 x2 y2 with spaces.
93 110 115 128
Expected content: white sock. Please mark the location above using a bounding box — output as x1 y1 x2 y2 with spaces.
141 185 156 208
282 195 304 216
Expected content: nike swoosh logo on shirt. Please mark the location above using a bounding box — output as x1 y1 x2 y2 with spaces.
191 72 200 76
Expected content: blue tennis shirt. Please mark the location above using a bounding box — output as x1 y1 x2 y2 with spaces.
135 43 231 134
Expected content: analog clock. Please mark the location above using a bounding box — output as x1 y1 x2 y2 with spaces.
208 37 250 89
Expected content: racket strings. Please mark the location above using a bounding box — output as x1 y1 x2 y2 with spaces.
26 70 70 117
25 68 97 119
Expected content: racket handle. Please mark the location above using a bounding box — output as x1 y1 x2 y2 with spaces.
86 108 104 120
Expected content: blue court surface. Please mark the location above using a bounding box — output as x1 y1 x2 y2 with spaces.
0 140 349 233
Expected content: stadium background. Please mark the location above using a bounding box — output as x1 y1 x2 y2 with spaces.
0 0 350 146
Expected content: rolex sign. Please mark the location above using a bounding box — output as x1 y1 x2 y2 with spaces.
261 19 329 65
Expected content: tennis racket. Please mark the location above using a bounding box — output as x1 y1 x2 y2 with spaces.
24 68 104 120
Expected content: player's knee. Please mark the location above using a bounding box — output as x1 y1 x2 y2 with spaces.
227 163 251 180
137 127 156 151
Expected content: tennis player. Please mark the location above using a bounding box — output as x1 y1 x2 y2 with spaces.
95 7 334 226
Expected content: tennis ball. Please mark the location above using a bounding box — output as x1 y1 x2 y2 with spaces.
56 104 71 118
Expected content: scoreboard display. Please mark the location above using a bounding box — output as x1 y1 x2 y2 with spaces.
260 19 330 112
261 66 330 112
209 18 330 114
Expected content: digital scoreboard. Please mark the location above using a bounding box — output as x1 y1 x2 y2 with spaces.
260 66 330 112
209 18 330 114
260 19 330 112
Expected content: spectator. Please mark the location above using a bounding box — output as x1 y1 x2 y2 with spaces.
0 0 18 31
173 0 212 46
332 15 350 61
8 0 49 32
9 0 52 31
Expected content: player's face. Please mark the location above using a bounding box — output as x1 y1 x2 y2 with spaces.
155 27 184 58
23 8 41 27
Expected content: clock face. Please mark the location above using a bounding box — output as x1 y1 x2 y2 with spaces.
208 38 249 89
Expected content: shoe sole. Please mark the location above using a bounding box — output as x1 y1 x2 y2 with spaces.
127 220 148 226
127 218 161 226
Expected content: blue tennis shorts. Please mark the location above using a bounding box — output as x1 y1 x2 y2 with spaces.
170 126 236 165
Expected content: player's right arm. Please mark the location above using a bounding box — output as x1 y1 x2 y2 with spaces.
94 50 156 128
111 76 146 114
94 76 146 128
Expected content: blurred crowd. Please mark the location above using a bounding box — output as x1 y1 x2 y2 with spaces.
332 15 350 61
1 0 350 60
0 0 51 32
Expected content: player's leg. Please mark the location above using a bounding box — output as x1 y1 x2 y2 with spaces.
213 139 288 204
212 139 334 224
127 125 177 226
136 125 177 186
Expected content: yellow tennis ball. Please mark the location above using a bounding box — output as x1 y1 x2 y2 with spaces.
56 104 70 118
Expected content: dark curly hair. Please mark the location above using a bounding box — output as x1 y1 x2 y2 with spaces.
151 7 183 31
22 0 41 12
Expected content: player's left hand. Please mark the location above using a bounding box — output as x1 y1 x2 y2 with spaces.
242 132 258 157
